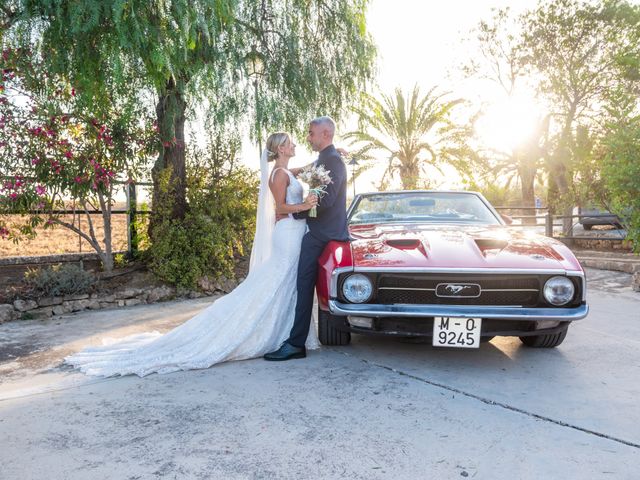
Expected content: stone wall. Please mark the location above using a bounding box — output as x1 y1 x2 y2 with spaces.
1 285 177 323
0 271 241 324
574 239 633 251
0 252 112 290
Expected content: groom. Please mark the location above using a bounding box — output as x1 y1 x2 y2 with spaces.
264 116 349 361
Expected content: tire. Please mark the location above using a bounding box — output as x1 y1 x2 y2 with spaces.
519 325 569 348
318 308 351 346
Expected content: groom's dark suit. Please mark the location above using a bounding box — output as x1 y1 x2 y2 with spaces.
288 144 349 347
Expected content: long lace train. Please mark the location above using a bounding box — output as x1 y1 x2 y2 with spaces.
65 217 319 377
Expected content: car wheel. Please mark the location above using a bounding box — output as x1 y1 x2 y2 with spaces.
318 308 351 346
519 325 568 348
583 224 593 230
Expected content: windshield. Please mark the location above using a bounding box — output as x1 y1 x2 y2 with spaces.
349 192 501 225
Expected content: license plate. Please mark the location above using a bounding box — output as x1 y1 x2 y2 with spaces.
432 317 482 349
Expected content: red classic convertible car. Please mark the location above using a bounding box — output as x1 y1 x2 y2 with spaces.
316 191 589 349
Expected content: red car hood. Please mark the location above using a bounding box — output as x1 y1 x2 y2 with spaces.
349 223 583 271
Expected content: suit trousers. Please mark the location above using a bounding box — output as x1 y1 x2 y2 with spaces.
287 232 328 347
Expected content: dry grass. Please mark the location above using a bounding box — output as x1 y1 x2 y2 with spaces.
0 203 146 258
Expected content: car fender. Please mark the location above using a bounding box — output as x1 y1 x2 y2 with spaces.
316 241 352 310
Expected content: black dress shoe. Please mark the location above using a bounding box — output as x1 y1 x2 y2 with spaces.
263 342 306 361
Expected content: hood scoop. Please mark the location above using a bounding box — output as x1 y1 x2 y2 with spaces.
384 238 429 259
474 238 509 251
386 238 422 250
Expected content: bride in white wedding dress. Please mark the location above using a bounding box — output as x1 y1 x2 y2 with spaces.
65 132 320 377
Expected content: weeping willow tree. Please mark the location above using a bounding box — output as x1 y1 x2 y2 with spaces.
4 0 376 235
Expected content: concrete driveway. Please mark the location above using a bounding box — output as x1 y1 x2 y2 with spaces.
1 268 639 479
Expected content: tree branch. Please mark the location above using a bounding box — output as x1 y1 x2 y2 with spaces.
81 200 104 257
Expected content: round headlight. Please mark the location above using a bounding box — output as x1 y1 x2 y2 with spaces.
342 274 373 303
543 276 575 306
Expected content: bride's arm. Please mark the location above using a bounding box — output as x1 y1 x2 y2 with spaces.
269 170 317 214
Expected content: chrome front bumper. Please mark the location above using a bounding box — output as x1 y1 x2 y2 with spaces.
328 300 589 321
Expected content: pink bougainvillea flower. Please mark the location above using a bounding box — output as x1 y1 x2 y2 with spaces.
64 150 72 159
35 185 46 196
50 160 63 174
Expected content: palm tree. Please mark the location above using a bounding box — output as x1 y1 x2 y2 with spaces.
486 114 549 223
344 86 464 190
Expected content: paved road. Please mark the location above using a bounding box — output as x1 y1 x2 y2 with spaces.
0 268 639 479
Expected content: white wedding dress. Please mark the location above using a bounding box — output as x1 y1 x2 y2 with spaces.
65 168 319 377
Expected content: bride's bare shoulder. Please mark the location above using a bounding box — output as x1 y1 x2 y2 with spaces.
269 167 291 185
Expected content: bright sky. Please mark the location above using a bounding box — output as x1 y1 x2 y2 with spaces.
272 0 542 194
356 0 544 192
366 0 535 92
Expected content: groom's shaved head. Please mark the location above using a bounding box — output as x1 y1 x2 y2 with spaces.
307 116 336 152
310 116 336 136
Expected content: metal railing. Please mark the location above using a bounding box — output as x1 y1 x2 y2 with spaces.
494 206 627 242
5 188 629 258
2 179 152 257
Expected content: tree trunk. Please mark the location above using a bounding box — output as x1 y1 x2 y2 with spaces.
400 161 420 190
98 189 113 272
149 76 188 239
551 108 577 237
518 156 537 225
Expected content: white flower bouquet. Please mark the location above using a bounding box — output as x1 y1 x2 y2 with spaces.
298 164 332 217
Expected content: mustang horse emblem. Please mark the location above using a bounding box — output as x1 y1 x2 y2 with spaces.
445 284 470 295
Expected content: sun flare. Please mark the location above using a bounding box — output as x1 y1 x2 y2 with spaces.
475 94 544 153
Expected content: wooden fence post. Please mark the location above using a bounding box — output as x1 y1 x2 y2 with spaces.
545 212 553 238
127 181 138 257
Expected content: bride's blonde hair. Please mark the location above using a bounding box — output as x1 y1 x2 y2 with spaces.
265 132 291 161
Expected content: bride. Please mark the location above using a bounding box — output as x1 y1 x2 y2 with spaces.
65 132 320 377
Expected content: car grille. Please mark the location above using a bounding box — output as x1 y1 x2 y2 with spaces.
372 274 541 307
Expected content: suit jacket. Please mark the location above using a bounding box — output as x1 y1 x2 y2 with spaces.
294 144 350 242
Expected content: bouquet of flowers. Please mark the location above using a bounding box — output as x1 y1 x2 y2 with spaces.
298 164 332 217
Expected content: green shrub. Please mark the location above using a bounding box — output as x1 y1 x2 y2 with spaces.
147 164 258 289
601 107 640 253
24 263 95 297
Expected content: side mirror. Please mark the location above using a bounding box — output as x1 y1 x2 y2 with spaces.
500 213 513 225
